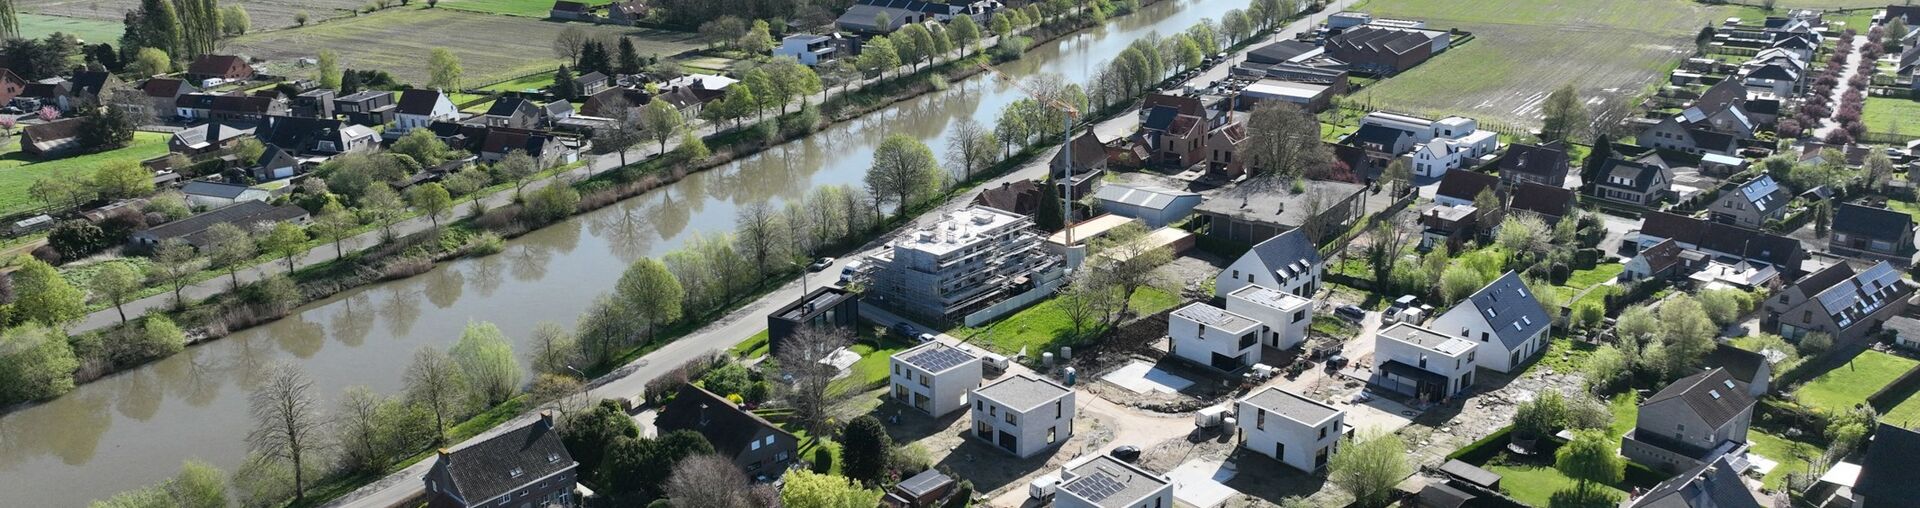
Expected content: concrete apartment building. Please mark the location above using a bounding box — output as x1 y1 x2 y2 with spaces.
1167 302 1264 372
1238 387 1345 472
1369 322 1477 401
971 374 1075 458
1054 454 1175 508
1225 285 1314 351
869 206 1061 321
889 342 983 417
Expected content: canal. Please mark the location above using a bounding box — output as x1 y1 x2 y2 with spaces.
0 0 1252 503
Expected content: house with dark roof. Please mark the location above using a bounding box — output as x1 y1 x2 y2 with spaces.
290 89 335 119
1246 40 1321 65
1092 183 1201 228
1624 238 1696 282
168 121 257 157
1591 156 1674 206
1419 202 1480 251
1764 261 1913 345
476 128 568 166
19 117 84 157
1195 179 1367 245
334 90 397 126
1237 386 1344 472
766 285 860 355
1496 142 1571 188
606 0 648 25
1051 131 1108 197
423 412 578 508
835 0 992 34
1623 454 1762 508
970 374 1075 458
1703 343 1770 397
1621 368 1756 474
655 384 798 481
1325 25 1449 75
1135 93 1213 169
394 89 460 134
1638 116 1742 158
255 115 377 158
1507 182 1575 226
68 71 118 101
579 86 649 118
174 92 286 122
479 97 544 130
1634 211 1806 277
572 71 609 96
1429 271 1550 373
1216 228 1323 298
130 200 311 249
21 80 73 111
1710 175 1792 228
1830 202 1917 263
549 0 591 20
1850 423 1920 508
973 179 1044 217
185 55 255 83
1433 169 1499 208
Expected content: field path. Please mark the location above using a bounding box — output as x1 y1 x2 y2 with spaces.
1815 34 1868 139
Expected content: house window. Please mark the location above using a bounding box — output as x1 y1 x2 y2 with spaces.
1257 408 1266 430
1055 401 1062 419
1048 427 1057 444
1480 332 1489 342
764 435 775 447
975 400 984 411
1293 311 1306 323
1005 412 1017 425
1232 270 1240 279
751 439 762 451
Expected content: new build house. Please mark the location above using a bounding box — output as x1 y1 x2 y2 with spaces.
1237 387 1344 472
971 374 1074 458
1168 302 1262 372
1620 368 1755 474
868 206 1061 321
1054 455 1175 508
1215 229 1323 298
1709 175 1793 228
1224 285 1314 351
889 342 983 417
1370 322 1477 401
1429 271 1550 373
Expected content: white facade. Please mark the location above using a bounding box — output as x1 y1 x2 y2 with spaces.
1054 455 1174 508
1428 273 1550 374
774 34 838 66
1359 111 1437 143
1216 231 1323 298
1168 303 1263 371
1237 387 1344 471
1370 322 1477 399
970 374 1074 458
1225 285 1313 351
889 342 983 417
396 92 458 133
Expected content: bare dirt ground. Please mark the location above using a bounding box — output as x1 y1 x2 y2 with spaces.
24 0 366 32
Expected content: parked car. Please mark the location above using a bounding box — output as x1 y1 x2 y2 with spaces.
891 322 922 339
916 333 939 343
1333 305 1366 322
806 256 835 272
1325 355 1349 371
1109 445 1142 463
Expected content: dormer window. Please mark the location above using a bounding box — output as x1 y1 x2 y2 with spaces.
548 453 560 463
509 467 524 478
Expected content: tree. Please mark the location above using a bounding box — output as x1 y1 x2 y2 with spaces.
1087 222 1173 325
1328 431 1411 508
150 239 204 309
309 202 356 260
841 415 893 486
898 23 934 69
596 113 645 166
203 222 257 289
260 222 309 273
615 36 643 75
128 47 172 77
221 5 250 36
640 99 684 154
80 104 137 149
404 347 470 445
1243 101 1329 180
740 19 776 54
0 0 15 40
945 117 996 181
494 150 539 196
407 182 453 230
578 39 611 76
247 365 323 502
1365 220 1408 292
89 261 142 324
697 16 748 49
1553 430 1624 506
0 323 77 403
664 454 755 508
91 161 154 200
13 258 85 327
123 0 182 60
776 326 851 436
950 14 981 50
554 26 590 66
614 258 683 340
563 399 639 475
31 176 90 212
173 0 218 59
427 48 462 90
451 321 521 405
866 134 939 221
1892 18 1911 44
601 431 714 499
856 35 900 77
525 184 581 223
1515 390 1569 439
551 64 579 100
780 470 883 508
359 183 405 240
392 128 456 166
1540 84 1587 142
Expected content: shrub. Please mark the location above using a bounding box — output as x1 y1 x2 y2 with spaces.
811 447 833 474
465 232 504 257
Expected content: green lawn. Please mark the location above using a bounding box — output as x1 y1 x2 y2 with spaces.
18 13 125 45
1885 199 1920 223
1881 391 1920 427
0 132 170 216
1864 97 1920 136
441 0 611 17
462 100 497 114
730 329 771 359
1607 393 1639 440
1486 464 1630 507
1531 334 1597 376
828 339 911 394
1749 430 1820 490
947 286 1181 356
481 71 558 93
1565 263 1624 289
1794 350 1919 414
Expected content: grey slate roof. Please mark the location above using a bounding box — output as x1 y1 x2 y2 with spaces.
1498 142 1571 180
1731 175 1792 217
1643 368 1754 430
1434 169 1499 203
1627 455 1761 508
182 181 253 199
1245 228 1322 281
1241 386 1340 425
1833 202 1913 243
1854 423 1920 505
973 374 1070 412
141 201 310 247
896 469 953 498
1453 271 1550 350
1702 343 1766 386
654 384 795 459
1597 158 1666 193
435 417 574 505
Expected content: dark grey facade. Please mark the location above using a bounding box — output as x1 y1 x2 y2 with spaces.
767 286 861 356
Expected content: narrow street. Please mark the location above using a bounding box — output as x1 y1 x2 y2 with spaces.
1813 34 1866 139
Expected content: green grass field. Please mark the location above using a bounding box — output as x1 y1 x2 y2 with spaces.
1749 430 1820 490
1881 390 1920 427
1795 350 1919 414
1864 97 1920 136
17 13 124 45
224 8 702 86
1607 393 1639 440
442 0 611 17
947 287 1181 356
828 340 911 394
0 132 169 216
1351 0 1751 127
481 71 559 93
1487 464 1630 507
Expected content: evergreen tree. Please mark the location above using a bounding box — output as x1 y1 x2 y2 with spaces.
1580 134 1611 194
1036 179 1065 232
551 65 579 100
0 0 19 40
579 40 611 76
615 37 642 75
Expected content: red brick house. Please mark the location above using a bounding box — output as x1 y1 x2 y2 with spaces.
186 55 255 83
0 68 28 105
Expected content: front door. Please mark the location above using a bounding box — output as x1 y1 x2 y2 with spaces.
998 430 1018 453
1275 442 1286 462
1315 447 1329 468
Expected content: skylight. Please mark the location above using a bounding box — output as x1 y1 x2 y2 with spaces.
1708 390 1721 399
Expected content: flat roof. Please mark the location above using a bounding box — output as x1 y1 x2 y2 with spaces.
1172 303 1260 333
774 286 853 321
1245 79 1330 100
1059 455 1170 507
1241 386 1341 426
1377 322 1476 356
1047 214 1138 245
1227 285 1311 312
973 374 1071 412
894 342 978 374
897 206 1027 256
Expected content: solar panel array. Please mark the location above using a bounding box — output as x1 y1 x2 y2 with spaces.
1062 470 1125 502
903 345 973 372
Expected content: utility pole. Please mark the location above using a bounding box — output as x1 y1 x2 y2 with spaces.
975 61 1082 245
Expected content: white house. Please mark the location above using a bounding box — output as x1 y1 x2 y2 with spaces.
1217 229 1322 298
1054 455 1174 508
1359 111 1438 143
1237 386 1344 472
1429 271 1551 373
394 89 459 135
774 33 842 66
1370 322 1477 401
1402 117 1501 178
1092 183 1202 228
889 342 983 417
1168 303 1263 372
971 374 1074 458
1225 285 1313 351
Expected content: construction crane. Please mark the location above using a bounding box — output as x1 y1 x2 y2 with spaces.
975 61 1087 248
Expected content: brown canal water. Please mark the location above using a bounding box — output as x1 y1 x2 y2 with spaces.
0 0 1251 503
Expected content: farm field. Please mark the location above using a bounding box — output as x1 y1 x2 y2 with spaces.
1863 97 1920 136
21 0 364 31
442 0 613 17
0 132 170 217
1350 0 1751 127
480 71 558 93
223 8 701 86
17 13 123 45
1793 350 1918 414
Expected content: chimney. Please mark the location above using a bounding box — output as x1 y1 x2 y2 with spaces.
539 410 554 428
437 448 451 460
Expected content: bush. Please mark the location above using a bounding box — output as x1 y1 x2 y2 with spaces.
48 220 111 260
524 185 580 224
465 231 504 257
811 446 833 474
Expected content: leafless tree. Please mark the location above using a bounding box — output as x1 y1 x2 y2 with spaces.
246 364 325 503
734 202 786 281
1299 191 1330 245
553 27 590 66
776 326 852 436
403 347 470 446
664 454 760 508
945 117 996 181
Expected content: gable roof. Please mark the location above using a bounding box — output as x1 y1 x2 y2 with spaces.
1434 169 1499 203
1833 202 1914 242
1636 238 1686 275
1245 228 1323 281
479 129 556 157
141 78 192 98
435 416 574 505
484 97 539 118
1810 261 1910 332
1627 455 1761 508
21 117 83 143
1350 123 1411 151
397 89 449 116
1728 175 1792 216
1141 93 1205 119
974 180 1042 216
655 384 795 458
140 200 308 246
1638 211 1804 269
1702 343 1767 386
1053 131 1108 172
1596 158 1667 193
1643 368 1754 429
573 71 608 86
1507 182 1574 221
171 121 256 149
69 71 114 97
1329 25 1436 56
1854 423 1920 504
187 55 250 77
1093 183 1198 211
255 115 359 154
1498 142 1571 180
1448 271 1549 350
551 0 589 12
1694 79 1749 114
